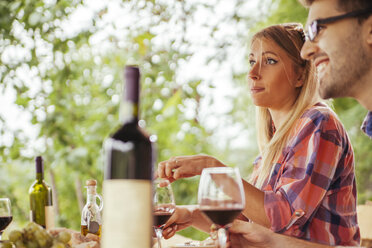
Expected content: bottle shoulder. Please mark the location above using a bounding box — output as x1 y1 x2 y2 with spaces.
112 122 152 143
29 182 49 194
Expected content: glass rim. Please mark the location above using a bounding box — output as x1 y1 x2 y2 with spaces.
201 167 239 174
154 178 171 183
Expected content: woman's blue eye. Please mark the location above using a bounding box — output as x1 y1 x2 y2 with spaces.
266 58 277 65
249 60 256 66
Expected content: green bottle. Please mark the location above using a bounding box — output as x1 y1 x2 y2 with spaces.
29 156 54 229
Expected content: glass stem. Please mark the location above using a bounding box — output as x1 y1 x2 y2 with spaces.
218 227 228 248
154 227 163 248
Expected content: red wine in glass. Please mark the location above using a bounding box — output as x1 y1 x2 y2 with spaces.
201 208 242 227
198 167 245 248
0 216 12 232
0 198 12 241
153 179 175 248
153 211 173 228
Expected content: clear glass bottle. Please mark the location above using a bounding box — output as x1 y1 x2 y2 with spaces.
81 179 103 237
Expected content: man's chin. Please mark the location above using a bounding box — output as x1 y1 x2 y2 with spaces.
319 90 333 100
319 78 337 99
319 86 346 100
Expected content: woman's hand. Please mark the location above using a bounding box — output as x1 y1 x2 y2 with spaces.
162 207 193 239
157 155 225 182
229 220 332 248
229 220 275 248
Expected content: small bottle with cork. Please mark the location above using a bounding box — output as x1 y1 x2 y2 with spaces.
81 179 103 237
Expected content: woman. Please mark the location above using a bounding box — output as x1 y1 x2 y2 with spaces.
158 23 359 246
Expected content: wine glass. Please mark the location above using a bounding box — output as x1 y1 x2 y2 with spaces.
153 178 176 248
0 198 12 241
198 167 245 248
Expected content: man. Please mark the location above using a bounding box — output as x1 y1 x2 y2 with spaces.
229 0 372 247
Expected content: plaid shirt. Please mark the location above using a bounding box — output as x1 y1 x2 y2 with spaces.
361 111 372 138
251 103 360 246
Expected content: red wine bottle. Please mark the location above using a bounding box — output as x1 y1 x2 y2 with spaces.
102 66 154 248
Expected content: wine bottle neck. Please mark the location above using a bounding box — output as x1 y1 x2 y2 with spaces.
121 66 140 124
35 156 44 182
120 101 139 124
36 172 44 181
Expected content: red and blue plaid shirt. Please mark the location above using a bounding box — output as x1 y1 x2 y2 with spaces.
251 103 360 246
361 111 372 138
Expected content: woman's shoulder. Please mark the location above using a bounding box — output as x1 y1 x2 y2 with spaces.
289 103 352 151
300 102 342 126
294 102 347 137
302 102 335 119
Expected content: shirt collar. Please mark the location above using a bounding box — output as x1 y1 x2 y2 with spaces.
361 111 372 138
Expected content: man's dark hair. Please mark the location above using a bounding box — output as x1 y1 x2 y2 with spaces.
299 0 372 22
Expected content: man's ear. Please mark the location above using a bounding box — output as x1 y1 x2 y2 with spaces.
365 15 372 45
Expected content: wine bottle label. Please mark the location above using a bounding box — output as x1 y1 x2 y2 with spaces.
102 180 152 248
45 205 55 230
29 210 34 222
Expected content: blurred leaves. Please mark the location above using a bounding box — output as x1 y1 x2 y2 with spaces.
1 0 371 242
0 0 264 240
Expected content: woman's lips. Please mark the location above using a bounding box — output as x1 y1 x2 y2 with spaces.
251 87 265 93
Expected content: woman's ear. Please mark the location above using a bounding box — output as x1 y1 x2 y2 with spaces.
294 67 305 88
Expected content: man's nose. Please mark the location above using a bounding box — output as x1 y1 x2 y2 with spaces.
301 39 317 61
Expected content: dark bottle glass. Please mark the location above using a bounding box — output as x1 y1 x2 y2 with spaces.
29 156 54 229
102 66 154 248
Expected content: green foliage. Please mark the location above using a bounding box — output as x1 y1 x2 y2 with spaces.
0 0 266 240
3 0 371 243
266 0 308 25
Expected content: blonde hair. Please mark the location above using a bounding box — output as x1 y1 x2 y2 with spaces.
252 23 320 189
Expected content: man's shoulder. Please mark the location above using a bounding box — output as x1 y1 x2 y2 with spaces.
361 111 372 138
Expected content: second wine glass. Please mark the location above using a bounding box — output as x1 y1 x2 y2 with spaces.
0 198 12 241
153 178 175 248
198 167 245 248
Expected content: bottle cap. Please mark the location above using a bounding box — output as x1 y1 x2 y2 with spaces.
35 156 44 173
124 66 140 103
86 179 97 186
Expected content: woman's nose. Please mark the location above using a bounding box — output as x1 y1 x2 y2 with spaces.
248 63 261 81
